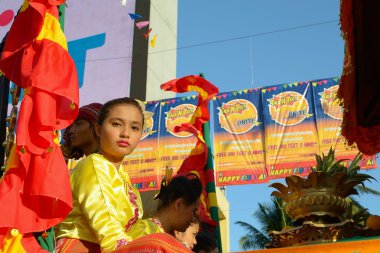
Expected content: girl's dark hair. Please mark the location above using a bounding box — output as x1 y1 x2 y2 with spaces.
156 174 202 210
193 233 218 253
97 97 144 127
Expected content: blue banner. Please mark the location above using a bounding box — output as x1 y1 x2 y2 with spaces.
123 101 161 191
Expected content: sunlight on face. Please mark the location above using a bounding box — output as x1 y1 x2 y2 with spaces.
175 222 199 249
96 104 143 164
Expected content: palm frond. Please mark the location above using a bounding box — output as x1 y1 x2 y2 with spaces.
235 197 295 250
355 184 380 196
254 199 284 232
235 221 270 249
346 197 370 226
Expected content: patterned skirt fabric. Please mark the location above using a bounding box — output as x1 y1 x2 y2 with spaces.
113 233 192 253
55 238 100 253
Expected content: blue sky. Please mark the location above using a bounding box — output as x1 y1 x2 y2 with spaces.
177 1 380 252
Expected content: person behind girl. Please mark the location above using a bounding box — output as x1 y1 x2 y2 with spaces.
113 174 203 253
150 174 202 235
174 217 199 250
60 103 103 161
55 97 161 252
34 103 103 253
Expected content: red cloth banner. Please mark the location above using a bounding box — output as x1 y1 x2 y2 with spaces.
0 1 79 251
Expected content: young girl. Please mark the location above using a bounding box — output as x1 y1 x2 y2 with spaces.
55 97 161 252
113 174 203 253
174 217 200 250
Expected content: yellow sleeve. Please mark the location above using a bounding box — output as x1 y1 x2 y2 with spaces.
71 155 132 252
127 218 165 240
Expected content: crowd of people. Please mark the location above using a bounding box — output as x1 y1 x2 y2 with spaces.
41 97 219 253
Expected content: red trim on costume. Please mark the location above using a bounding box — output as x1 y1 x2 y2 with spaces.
124 183 140 232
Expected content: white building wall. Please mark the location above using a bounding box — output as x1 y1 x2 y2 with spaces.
145 0 177 100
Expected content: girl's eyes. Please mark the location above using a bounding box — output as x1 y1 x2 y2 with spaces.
111 122 141 131
112 122 121 127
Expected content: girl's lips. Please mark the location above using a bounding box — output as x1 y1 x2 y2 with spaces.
117 141 130 147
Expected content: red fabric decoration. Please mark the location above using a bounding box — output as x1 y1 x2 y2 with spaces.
113 233 193 253
161 75 219 226
0 0 79 251
338 0 380 155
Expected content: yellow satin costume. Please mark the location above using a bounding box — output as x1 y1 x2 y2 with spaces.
56 154 163 252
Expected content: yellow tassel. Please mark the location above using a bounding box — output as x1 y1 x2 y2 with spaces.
0 228 26 253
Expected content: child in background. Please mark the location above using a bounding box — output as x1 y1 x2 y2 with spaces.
113 174 203 253
174 217 199 250
150 174 202 235
55 97 161 252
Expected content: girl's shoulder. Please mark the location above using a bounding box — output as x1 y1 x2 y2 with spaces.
70 154 118 185
78 153 119 176
74 153 105 166
70 153 104 176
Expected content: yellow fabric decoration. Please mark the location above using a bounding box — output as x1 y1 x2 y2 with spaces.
20 0 29 12
150 35 157 48
36 12 68 51
0 229 26 253
5 146 18 171
66 158 80 171
56 154 163 252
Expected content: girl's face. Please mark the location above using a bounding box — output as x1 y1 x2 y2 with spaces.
96 104 143 165
175 223 199 250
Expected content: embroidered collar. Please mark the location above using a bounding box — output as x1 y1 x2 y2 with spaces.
150 217 165 232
